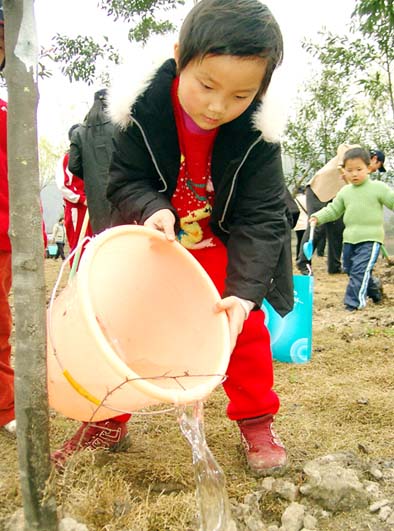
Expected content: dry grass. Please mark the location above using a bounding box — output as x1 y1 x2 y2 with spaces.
1 254 394 530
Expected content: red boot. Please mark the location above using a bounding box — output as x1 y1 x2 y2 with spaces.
237 414 287 476
51 418 130 469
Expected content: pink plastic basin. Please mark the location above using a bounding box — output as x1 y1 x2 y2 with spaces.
47 225 231 421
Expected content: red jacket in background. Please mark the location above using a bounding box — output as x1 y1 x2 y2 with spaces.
56 152 91 253
0 98 48 252
0 98 9 252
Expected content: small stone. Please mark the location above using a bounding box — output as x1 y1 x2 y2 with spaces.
301 459 369 511
386 511 394 525
244 491 262 505
369 467 383 480
281 502 305 531
244 514 266 531
378 506 392 522
357 398 369 405
316 509 331 519
369 499 390 513
261 477 275 491
272 479 299 502
59 517 89 531
383 468 394 480
363 480 381 499
303 514 318 529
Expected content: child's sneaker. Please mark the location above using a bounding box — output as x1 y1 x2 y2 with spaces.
2 419 16 435
237 414 287 476
51 419 130 469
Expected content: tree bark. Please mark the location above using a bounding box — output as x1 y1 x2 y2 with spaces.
3 1 58 529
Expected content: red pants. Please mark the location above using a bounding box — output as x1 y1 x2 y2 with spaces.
190 242 279 420
113 241 279 423
0 251 14 426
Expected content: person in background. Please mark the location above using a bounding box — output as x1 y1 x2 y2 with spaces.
68 89 116 235
369 149 386 174
310 147 393 311
0 2 15 435
0 0 48 437
297 145 386 276
293 185 308 259
51 216 66 261
315 231 326 257
55 124 92 261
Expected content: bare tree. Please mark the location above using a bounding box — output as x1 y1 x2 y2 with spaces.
3 0 57 529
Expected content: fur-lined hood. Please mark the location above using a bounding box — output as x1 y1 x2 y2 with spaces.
107 58 289 143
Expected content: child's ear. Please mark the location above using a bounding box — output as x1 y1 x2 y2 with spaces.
174 43 180 66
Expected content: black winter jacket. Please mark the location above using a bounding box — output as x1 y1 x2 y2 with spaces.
68 112 115 234
107 59 294 316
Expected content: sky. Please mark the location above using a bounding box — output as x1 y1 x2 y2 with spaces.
6 0 357 146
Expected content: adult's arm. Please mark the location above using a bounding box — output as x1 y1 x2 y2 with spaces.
68 128 84 179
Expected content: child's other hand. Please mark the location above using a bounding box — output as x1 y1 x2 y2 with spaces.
215 296 247 352
144 209 176 241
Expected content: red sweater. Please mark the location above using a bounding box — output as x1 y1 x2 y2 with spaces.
171 79 220 249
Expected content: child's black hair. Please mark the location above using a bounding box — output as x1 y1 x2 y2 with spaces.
342 147 371 168
177 0 283 98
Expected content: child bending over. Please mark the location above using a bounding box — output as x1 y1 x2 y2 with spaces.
53 0 294 476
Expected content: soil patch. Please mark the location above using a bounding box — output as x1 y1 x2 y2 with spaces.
0 255 393 530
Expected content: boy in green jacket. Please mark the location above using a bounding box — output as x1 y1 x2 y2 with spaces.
311 147 394 311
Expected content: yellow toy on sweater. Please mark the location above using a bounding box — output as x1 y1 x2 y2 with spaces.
178 203 212 249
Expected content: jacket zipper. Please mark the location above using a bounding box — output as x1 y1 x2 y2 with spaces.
134 115 262 229
132 117 168 192
218 135 263 234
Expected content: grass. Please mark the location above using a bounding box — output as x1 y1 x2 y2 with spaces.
1 255 394 530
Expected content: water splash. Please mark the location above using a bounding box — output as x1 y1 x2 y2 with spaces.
178 401 237 531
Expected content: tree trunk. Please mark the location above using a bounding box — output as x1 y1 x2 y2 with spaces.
3 1 58 529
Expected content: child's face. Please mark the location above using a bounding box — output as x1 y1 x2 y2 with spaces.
342 157 369 186
369 155 383 173
174 48 267 130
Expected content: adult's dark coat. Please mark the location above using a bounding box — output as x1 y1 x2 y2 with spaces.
68 95 115 234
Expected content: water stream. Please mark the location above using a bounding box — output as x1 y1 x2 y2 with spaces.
178 401 237 531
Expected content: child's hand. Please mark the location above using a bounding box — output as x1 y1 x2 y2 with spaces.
215 296 248 352
144 209 176 241
309 216 318 226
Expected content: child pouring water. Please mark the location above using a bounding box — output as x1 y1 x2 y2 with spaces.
53 0 294 476
310 147 394 311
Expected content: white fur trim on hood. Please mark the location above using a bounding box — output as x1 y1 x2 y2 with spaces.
107 61 159 131
253 68 290 143
108 60 290 143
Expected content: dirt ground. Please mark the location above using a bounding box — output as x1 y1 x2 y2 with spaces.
0 252 393 531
